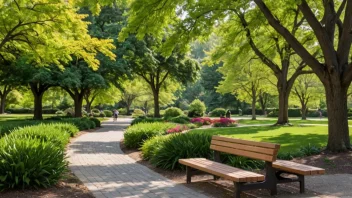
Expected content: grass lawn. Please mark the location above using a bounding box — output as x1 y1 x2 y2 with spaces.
236 118 352 125
191 126 352 154
0 114 56 121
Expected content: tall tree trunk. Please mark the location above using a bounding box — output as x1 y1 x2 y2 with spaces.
153 89 160 118
325 83 350 151
74 95 84 117
33 93 44 120
251 97 256 120
301 104 307 120
126 104 130 115
0 94 6 114
277 89 289 125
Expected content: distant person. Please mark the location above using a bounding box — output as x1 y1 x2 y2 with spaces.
317 108 322 119
226 110 231 118
113 109 118 122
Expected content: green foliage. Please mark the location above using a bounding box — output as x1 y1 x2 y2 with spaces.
188 99 206 117
91 108 100 114
168 115 191 124
89 117 101 127
224 155 265 170
141 135 170 160
132 109 145 118
164 107 184 118
103 110 113 117
131 117 164 125
55 110 65 115
0 138 67 190
149 132 213 170
124 122 176 149
299 144 321 156
209 108 226 117
118 108 127 115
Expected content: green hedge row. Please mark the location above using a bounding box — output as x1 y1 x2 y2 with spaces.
0 117 101 138
0 122 83 190
5 108 59 114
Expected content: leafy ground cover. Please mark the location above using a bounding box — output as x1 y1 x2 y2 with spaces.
237 118 337 125
0 114 56 121
191 126 352 154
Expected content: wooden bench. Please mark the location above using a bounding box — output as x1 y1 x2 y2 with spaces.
179 135 325 197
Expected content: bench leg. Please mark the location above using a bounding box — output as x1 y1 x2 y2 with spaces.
186 166 192 184
299 175 305 193
234 182 242 198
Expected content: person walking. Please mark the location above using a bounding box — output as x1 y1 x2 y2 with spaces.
113 110 118 122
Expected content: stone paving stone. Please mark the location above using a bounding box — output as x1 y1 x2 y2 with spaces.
67 118 208 198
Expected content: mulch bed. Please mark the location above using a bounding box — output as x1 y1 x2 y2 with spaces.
120 140 351 198
0 129 99 198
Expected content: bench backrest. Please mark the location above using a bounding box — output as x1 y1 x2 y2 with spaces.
210 136 280 162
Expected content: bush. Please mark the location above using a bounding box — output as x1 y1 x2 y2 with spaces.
49 123 79 137
99 112 106 117
8 124 71 149
188 99 206 117
103 110 113 117
118 108 127 115
132 109 145 118
91 108 100 114
164 107 184 118
64 108 74 117
168 115 190 124
166 125 188 134
141 135 171 160
131 117 164 125
90 117 101 127
0 138 67 190
55 110 65 115
190 117 212 126
299 144 321 156
212 118 238 127
124 122 176 149
209 108 226 117
150 132 213 170
224 155 265 170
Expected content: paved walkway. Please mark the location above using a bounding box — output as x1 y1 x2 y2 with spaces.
67 118 207 198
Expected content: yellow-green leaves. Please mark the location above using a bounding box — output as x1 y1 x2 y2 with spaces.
0 0 115 70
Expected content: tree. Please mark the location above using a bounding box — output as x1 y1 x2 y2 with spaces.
123 36 200 117
120 0 352 151
218 59 270 120
119 79 146 114
291 74 323 120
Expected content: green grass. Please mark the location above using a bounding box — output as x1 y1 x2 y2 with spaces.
237 118 340 125
191 126 352 154
0 114 56 121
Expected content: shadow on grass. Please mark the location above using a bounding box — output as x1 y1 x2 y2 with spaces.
194 126 275 136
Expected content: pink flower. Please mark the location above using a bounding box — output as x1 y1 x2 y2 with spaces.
167 125 189 134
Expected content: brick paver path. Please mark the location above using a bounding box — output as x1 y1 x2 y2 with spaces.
67 118 208 198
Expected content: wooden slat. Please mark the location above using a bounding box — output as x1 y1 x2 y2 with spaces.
179 158 264 182
212 136 280 149
273 160 325 175
190 158 263 182
210 145 275 162
211 139 276 155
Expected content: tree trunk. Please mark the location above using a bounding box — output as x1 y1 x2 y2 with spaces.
126 105 130 115
74 95 84 117
153 89 160 118
325 83 350 151
276 89 289 125
33 93 44 120
251 97 256 120
301 104 307 120
0 94 6 114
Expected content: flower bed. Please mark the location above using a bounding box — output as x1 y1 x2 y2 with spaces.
167 125 189 134
212 118 238 127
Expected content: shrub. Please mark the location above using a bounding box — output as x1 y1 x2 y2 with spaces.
103 110 113 117
118 108 127 115
166 125 188 134
8 124 71 149
188 99 206 117
91 108 100 114
201 117 212 125
224 155 265 170
49 123 79 137
186 123 197 129
299 144 321 156
160 110 165 117
55 110 65 115
99 112 106 117
164 107 184 118
150 132 213 170
212 118 238 127
147 109 154 117
141 135 171 160
90 117 101 127
64 108 75 117
0 138 67 190
132 109 145 118
124 122 176 148
168 115 190 124
190 117 212 126
131 117 164 125
209 108 226 117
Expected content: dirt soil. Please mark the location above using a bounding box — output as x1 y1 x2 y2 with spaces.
0 129 98 198
121 141 352 198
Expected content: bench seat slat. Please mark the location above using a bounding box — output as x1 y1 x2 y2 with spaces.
179 158 265 182
273 160 325 175
212 136 280 149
